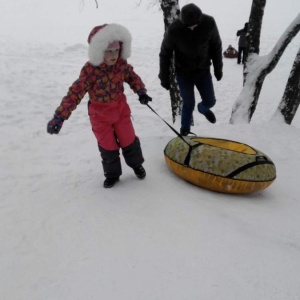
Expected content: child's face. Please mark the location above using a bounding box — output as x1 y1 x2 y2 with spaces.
104 49 120 65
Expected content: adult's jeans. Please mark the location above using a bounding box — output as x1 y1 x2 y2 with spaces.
238 46 246 64
176 70 216 132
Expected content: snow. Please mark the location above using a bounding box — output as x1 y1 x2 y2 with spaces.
1 0 300 299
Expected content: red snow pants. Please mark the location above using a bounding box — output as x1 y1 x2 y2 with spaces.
88 94 144 178
88 94 136 150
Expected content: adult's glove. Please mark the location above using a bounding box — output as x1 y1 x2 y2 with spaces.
214 70 223 81
160 81 170 91
47 115 64 134
158 72 170 90
139 94 152 105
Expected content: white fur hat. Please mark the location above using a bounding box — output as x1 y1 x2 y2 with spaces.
88 23 132 66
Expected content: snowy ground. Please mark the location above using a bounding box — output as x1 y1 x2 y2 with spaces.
1 0 300 299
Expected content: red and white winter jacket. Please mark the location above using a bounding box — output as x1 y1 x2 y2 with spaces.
55 58 146 120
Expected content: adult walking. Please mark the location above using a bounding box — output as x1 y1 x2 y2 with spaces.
159 3 223 135
236 22 249 64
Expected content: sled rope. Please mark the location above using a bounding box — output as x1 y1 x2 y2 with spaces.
183 142 202 167
146 103 191 146
146 104 202 165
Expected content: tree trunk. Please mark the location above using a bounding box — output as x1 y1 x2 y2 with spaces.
160 0 181 123
247 0 266 55
243 0 266 84
231 12 300 124
273 47 300 124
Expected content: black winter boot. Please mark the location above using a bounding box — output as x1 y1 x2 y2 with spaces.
103 177 119 188
204 110 216 124
133 165 146 179
98 145 122 179
180 128 190 136
122 138 144 168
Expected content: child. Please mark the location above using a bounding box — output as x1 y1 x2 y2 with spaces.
47 23 152 188
223 44 238 58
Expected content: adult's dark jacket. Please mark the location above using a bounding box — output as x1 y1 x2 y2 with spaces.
236 24 248 47
159 14 223 84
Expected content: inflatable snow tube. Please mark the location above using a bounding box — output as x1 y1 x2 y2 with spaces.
223 52 238 58
164 137 276 194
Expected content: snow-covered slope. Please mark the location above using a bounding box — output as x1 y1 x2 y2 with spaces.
1 0 300 299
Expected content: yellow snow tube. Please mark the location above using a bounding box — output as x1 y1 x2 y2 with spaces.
164 137 276 194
